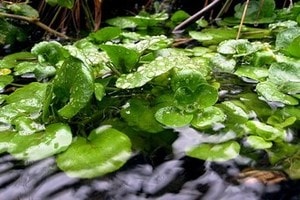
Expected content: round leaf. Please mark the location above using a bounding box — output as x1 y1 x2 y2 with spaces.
155 106 193 127
56 126 132 178
187 141 240 162
246 135 273 149
8 123 72 161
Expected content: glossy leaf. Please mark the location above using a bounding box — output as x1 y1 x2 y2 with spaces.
0 75 13 91
94 83 105 102
121 99 163 133
7 3 39 18
8 123 72 161
46 0 74 9
187 141 240 162
171 69 206 91
276 27 300 49
116 55 191 89
246 120 286 141
0 52 35 69
53 57 94 119
89 27 121 43
246 135 273 149
56 125 132 178
100 45 139 73
211 53 236 72
155 106 193 127
189 28 236 45
256 81 298 105
235 65 269 81
217 101 249 123
217 39 256 56
31 41 70 65
191 106 226 130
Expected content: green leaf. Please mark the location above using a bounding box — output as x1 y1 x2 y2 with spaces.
106 17 137 29
283 35 300 58
0 75 13 91
89 27 122 43
100 45 139 73
0 18 27 45
171 69 206 91
246 120 286 141
186 141 240 162
0 52 35 69
194 84 219 109
170 10 190 24
217 39 256 56
94 83 105 102
211 53 236 73
276 27 300 49
8 123 72 161
217 101 249 123
246 135 273 149
234 65 269 81
7 3 39 18
256 81 298 105
46 0 74 9
189 28 237 45
56 125 132 178
31 41 70 65
155 106 193 127
191 106 226 130
53 57 94 119
121 99 163 133
116 55 191 89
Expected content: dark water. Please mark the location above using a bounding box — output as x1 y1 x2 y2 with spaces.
1 134 300 200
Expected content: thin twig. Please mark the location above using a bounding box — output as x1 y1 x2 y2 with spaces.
172 0 221 33
236 0 250 40
0 12 70 39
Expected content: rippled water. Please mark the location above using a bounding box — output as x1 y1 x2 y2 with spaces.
1 145 300 200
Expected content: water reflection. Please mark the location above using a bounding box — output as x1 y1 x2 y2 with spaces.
0 151 298 200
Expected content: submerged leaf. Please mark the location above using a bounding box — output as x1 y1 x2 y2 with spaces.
56 125 131 178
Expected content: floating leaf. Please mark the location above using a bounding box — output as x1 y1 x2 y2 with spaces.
217 39 256 56
246 135 273 149
211 53 236 72
56 125 132 178
235 65 269 81
186 141 240 162
276 27 300 49
217 101 249 123
256 81 298 105
155 106 193 127
0 52 35 69
53 57 94 119
246 120 286 141
8 123 72 161
189 28 236 45
191 106 226 130
106 17 137 29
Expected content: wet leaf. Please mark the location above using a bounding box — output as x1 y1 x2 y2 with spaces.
106 17 137 29
0 75 13 91
211 53 236 72
155 106 193 127
94 83 105 102
256 81 298 105
8 123 72 161
0 52 35 69
191 106 226 130
246 120 286 141
56 125 132 178
276 27 300 49
217 39 256 56
53 57 94 119
116 55 192 89
100 45 139 73
235 65 269 81
7 3 39 18
121 99 163 133
31 41 70 65
189 28 237 45
187 141 240 162
171 69 206 91
246 135 273 149
89 27 121 43
217 101 249 123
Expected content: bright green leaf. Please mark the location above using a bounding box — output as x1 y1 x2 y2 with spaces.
89 27 122 43
187 141 240 162
46 0 74 9
56 125 132 178
155 106 193 127
246 135 273 149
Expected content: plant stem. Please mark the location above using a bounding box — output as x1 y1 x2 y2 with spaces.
0 12 71 39
236 0 250 40
172 0 221 33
